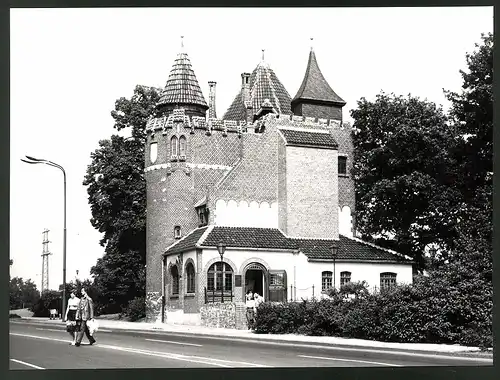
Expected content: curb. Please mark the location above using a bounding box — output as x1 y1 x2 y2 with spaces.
11 317 491 357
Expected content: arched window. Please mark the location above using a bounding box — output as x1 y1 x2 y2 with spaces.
179 136 187 158
321 271 332 291
340 271 351 287
380 272 397 291
207 262 233 292
174 226 181 239
170 136 178 158
186 263 195 294
171 265 179 295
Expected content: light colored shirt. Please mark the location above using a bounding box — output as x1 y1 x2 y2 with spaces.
68 297 80 309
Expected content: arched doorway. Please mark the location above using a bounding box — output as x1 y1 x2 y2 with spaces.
243 263 268 301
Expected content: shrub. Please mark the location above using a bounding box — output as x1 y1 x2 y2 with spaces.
342 295 381 340
252 273 492 348
9 313 21 319
123 297 146 322
31 290 62 317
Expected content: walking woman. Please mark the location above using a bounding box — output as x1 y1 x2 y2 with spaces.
64 292 80 345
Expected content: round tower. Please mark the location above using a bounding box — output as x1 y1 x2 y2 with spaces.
144 39 242 321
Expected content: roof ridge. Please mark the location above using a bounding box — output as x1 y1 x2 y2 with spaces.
163 227 205 255
197 225 215 247
279 126 331 134
341 234 413 261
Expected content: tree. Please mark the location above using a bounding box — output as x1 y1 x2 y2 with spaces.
445 33 493 205
10 277 40 310
83 85 160 314
350 93 461 269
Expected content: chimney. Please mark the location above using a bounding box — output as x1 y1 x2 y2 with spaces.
241 73 253 124
208 81 217 119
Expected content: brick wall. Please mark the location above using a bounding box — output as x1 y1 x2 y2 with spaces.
277 135 287 233
331 124 356 231
285 145 339 240
209 126 279 207
293 102 343 121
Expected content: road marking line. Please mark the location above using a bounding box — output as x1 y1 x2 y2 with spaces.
10 359 45 370
133 333 492 363
34 327 113 333
145 338 203 347
10 333 267 367
36 328 66 332
298 354 402 367
97 344 230 367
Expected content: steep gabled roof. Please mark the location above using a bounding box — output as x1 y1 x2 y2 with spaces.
223 60 292 121
157 45 208 110
292 48 345 107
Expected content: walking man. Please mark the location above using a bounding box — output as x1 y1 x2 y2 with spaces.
74 288 96 347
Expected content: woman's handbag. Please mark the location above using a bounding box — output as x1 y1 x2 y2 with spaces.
65 320 77 333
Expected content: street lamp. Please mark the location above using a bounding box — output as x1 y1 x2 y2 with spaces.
21 155 67 321
217 242 226 303
330 244 338 290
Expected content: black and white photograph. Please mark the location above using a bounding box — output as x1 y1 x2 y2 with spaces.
8 6 493 369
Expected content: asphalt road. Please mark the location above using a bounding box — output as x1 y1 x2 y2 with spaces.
9 320 493 369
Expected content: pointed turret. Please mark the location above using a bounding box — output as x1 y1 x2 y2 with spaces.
223 51 292 121
157 36 209 117
291 41 345 120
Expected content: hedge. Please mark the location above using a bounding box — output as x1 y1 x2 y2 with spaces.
253 279 492 349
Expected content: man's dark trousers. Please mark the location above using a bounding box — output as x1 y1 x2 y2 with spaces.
75 320 95 345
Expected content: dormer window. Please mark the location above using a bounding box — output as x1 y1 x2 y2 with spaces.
174 226 181 239
197 206 209 227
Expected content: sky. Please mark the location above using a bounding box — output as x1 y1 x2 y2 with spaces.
10 7 493 291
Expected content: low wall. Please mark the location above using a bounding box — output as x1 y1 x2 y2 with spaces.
201 302 247 329
145 291 162 323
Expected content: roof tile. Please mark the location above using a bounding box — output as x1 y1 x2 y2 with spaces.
165 226 411 263
157 51 208 109
279 128 338 149
292 49 345 106
223 61 292 121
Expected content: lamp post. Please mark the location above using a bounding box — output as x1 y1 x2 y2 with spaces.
22 155 67 321
217 242 226 303
330 244 338 290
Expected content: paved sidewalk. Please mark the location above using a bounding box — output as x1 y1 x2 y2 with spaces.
16 316 486 354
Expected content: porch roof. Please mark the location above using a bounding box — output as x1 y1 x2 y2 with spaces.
164 226 412 263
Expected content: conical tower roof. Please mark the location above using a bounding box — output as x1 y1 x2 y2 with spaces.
223 54 292 121
157 40 208 111
292 48 345 107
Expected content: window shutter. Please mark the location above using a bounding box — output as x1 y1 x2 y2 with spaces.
269 270 287 302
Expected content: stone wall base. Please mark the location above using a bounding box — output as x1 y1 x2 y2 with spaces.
145 291 163 323
165 310 201 326
201 302 244 329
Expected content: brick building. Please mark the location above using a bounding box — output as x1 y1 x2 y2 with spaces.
144 41 414 327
